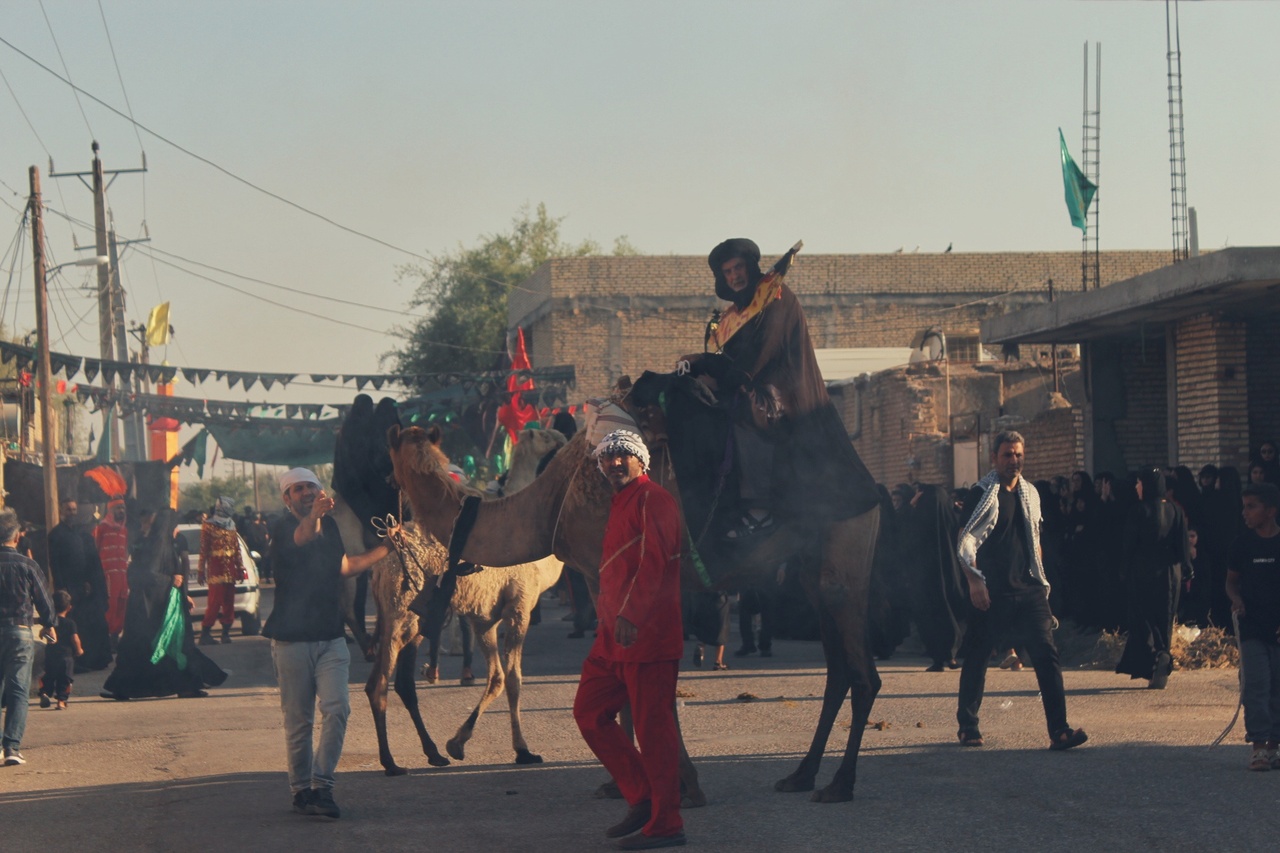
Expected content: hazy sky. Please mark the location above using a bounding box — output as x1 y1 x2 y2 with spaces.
2 0 1277 477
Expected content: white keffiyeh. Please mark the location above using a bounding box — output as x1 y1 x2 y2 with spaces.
593 429 650 474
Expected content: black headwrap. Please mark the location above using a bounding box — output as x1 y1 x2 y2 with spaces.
709 238 764 308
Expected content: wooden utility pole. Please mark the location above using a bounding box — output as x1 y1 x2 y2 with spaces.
50 142 146 461
29 166 59 572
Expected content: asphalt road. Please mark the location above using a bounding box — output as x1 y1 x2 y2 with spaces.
1 591 1267 853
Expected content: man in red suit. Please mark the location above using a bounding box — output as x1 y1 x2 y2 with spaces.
573 430 686 850
93 500 130 640
199 497 246 645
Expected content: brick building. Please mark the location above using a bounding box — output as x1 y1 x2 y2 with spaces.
984 247 1280 475
509 249 1171 397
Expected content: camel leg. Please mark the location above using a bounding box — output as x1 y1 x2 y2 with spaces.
392 639 450 767
774 588 851 795
499 617 543 765
810 510 881 804
365 630 409 776
446 621 504 761
673 703 707 808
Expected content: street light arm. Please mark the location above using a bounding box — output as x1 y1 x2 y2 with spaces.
45 256 109 277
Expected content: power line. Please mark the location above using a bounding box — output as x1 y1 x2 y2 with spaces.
0 33 432 263
133 243 429 319
37 0 94 139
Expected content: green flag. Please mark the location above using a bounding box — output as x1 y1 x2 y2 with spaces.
1059 128 1097 232
94 409 114 462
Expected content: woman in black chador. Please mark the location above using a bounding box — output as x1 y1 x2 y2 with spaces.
905 484 969 671
1115 468 1192 690
101 508 227 700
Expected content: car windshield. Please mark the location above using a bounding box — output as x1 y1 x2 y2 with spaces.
177 529 201 552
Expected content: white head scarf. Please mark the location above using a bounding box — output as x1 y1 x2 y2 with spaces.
594 429 650 474
279 467 321 495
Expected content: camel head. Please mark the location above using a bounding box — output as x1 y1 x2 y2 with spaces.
386 424 452 483
620 371 672 450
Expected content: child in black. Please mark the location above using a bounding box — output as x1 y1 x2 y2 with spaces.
39 590 83 710
1226 483 1280 771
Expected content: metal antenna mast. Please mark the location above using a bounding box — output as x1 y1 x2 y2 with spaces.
1166 0 1189 262
1081 42 1101 290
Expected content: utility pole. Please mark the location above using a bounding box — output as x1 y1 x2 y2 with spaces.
29 166 58 578
50 142 146 461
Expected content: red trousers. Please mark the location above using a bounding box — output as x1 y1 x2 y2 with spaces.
573 655 682 837
202 581 236 629
104 570 129 636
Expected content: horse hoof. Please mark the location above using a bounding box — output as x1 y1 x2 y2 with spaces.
810 786 853 804
446 739 465 761
774 774 815 793
427 753 451 767
515 750 543 765
384 765 409 777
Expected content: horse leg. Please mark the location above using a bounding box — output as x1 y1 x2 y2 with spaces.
446 621 503 761
812 508 882 804
775 591 851 795
365 629 408 776
393 638 450 767
500 617 543 765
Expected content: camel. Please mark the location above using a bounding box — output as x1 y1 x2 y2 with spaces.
331 397 571 774
503 426 568 494
384 373 881 804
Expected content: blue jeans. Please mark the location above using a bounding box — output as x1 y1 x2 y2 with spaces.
270 638 350 793
1240 639 1280 744
1 625 35 750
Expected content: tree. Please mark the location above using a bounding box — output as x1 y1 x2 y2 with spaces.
388 204 637 378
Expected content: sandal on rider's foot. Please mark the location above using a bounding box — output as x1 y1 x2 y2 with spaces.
723 512 775 542
712 662 730 671
1049 727 1088 751
958 730 984 747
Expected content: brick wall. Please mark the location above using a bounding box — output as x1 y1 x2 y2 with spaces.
1019 407 1085 480
1113 337 1170 471
1174 313 1250 471
1247 316 1280 455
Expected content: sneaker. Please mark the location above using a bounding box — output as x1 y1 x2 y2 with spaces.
39 694 51 708
1249 747 1272 772
292 789 315 814
306 787 341 819
3 747 25 766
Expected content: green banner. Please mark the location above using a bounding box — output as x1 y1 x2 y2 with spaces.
1059 128 1097 233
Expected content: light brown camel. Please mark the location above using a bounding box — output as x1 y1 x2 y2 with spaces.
334 473 567 773
386 377 881 804
503 426 568 494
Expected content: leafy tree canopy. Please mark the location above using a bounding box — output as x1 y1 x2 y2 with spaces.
388 204 637 377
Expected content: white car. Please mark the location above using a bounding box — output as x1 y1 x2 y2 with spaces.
176 523 263 636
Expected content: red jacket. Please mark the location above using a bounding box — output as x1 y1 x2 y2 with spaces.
592 475 684 663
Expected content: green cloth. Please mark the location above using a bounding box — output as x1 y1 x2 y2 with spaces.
205 422 337 467
1059 128 1097 233
150 586 188 669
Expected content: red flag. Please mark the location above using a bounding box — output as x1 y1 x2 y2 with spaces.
496 328 537 443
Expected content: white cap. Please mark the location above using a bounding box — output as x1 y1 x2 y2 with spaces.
279 467 322 494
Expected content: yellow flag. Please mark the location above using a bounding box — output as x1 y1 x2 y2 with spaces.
146 302 171 347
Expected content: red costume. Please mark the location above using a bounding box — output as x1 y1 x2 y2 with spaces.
94 509 130 637
199 522 245 630
573 473 684 839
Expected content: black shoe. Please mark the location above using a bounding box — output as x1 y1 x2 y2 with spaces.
99 691 130 701
39 694 51 708
605 800 651 838
292 789 315 815
306 787 341 819
733 646 757 658
691 646 704 668
177 689 209 698
925 661 945 672
198 629 216 646
759 648 773 658
220 626 233 644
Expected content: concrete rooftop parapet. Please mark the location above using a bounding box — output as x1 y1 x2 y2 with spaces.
981 247 1280 344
